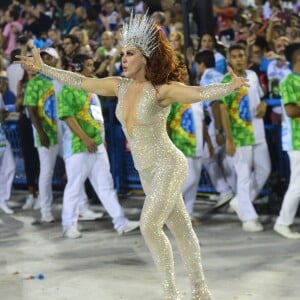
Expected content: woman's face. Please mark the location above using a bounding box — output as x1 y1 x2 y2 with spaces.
201 34 214 51
121 47 146 79
170 35 182 52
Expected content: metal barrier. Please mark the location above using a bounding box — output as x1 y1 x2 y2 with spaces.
102 100 289 195
3 99 289 196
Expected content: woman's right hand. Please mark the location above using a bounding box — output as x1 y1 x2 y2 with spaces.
15 47 43 73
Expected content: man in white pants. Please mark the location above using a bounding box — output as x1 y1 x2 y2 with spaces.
220 44 271 232
24 48 63 222
273 43 300 239
0 97 15 214
57 53 139 238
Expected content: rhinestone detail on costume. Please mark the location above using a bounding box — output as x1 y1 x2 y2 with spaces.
116 78 212 300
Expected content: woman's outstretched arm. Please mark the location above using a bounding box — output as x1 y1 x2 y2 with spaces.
158 68 248 106
15 48 120 97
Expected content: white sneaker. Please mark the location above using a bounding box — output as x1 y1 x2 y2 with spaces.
243 219 264 232
0 202 14 215
22 195 35 210
117 220 140 235
273 224 300 239
63 226 82 239
41 213 55 223
214 192 234 209
78 209 104 221
33 196 41 210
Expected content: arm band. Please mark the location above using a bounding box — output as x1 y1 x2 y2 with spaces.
41 64 84 90
199 83 234 102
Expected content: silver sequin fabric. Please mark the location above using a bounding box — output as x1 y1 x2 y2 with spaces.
199 83 234 102
41 64 83 90
116 78 212 299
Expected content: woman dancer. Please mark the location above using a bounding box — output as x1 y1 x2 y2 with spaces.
16 12 247 300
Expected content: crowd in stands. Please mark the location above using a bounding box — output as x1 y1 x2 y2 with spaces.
1 0 300 239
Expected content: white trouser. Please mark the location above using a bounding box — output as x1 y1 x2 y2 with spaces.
276 151 300 226
0 144 15 204
62 144 127 231
78 190 91 213
183 156 202 216
37 144 60 216
233 142 271 222
203 141 236 196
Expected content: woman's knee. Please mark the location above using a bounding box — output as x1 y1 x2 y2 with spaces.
140 218 161 239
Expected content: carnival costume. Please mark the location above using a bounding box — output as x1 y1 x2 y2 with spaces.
36 11 239 300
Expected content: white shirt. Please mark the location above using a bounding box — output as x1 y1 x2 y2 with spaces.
245 69 266 145
6 63 24 97
200 68 223 137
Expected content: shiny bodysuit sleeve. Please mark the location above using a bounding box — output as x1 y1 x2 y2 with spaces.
199 83 234 101
41 64 84 89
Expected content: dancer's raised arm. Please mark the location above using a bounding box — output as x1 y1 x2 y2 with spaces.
158 68 249 106
15 48 120 97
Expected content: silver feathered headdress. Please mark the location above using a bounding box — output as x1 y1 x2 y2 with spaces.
120 11 158 58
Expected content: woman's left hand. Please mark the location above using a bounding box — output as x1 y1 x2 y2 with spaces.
228 67 250 91
14 47 43 73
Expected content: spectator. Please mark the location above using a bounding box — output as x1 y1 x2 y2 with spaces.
93 30 117 76
167 56 214 220
169 31 184 54
75 6 88 27
249 36 270 97
61 34 81 70
0 94 15 214
213 0 238 43
57 53 140 238
23 47 63 223
16 67 40 210
267 36 291 125
2 8 22 58
5 34 35 97
0 74 15 106
220 44 271 232
59 2 79 38
196 51 236 208
47 28 64 64
199 32 228 74
70 26 91 55
99 0 120 31
273 43 300 239
23 2 52 39
85 8 103 44
48 28 63 50
99 30 117 57
151 11 169 37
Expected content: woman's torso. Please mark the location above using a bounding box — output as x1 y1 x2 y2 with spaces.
116 78 186 171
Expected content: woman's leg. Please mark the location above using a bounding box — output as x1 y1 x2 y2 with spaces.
166 197 212 300
139 166 186 299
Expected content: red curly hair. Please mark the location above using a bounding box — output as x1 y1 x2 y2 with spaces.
145 25 186 86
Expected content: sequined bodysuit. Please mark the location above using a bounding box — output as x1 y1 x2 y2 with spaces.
116 78 211 300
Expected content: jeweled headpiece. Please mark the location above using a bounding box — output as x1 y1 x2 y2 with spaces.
120 11 158 58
